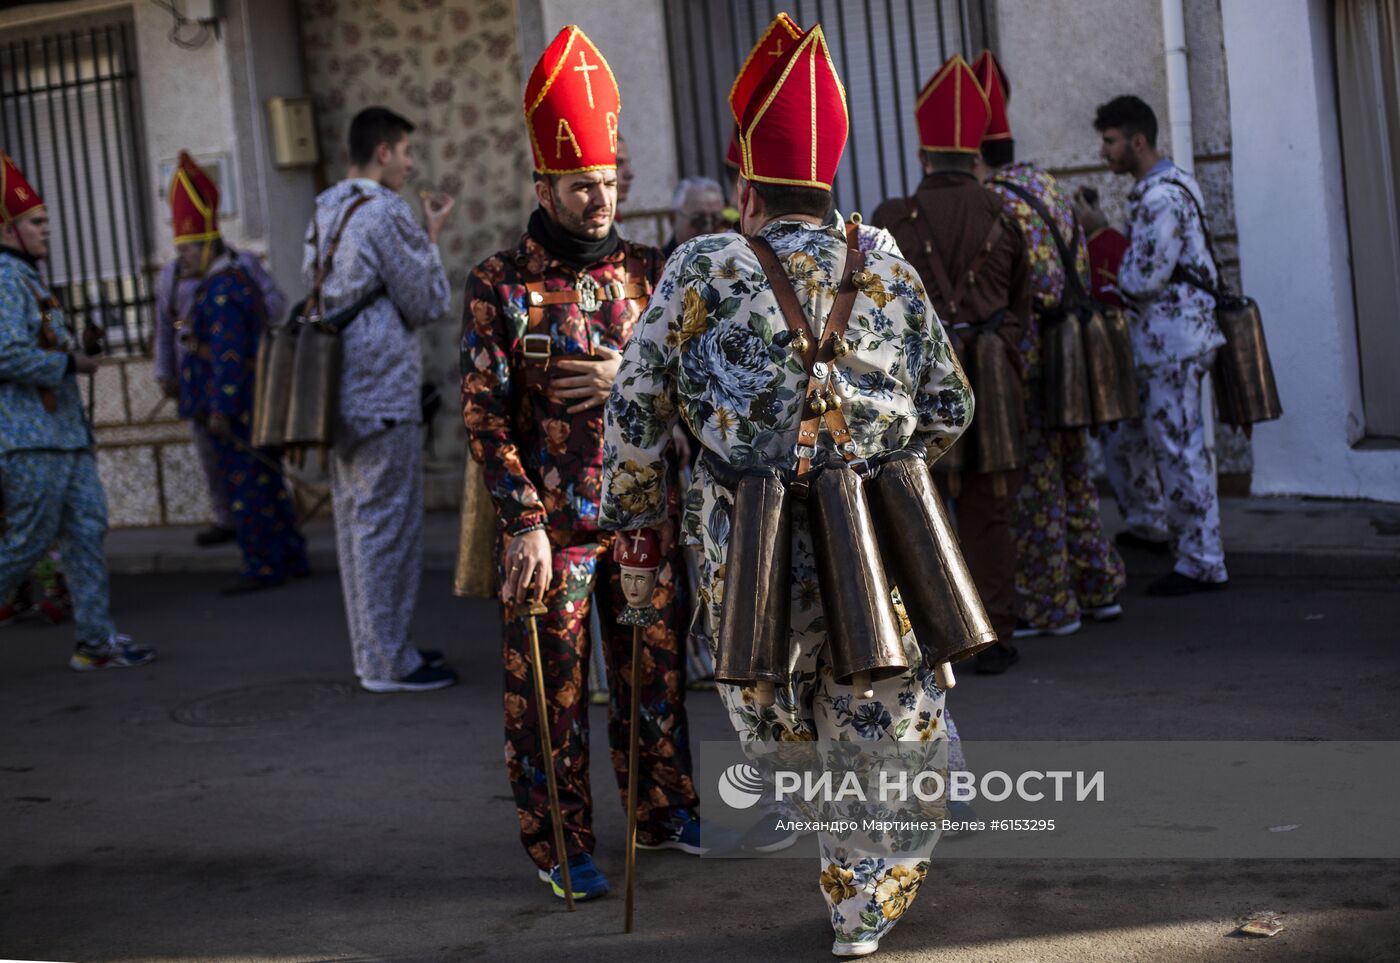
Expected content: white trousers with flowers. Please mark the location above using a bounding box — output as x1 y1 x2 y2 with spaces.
1102 354 1228 583
704 511 947 947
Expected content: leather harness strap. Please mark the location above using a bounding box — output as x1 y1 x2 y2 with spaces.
517 249 652 394
306 190 372 322
747 235 865 480
21 277 63 412
901 198 1004 324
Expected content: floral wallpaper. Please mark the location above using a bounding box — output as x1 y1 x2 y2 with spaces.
297 0 535 463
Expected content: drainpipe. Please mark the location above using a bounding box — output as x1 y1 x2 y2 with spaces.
1162 0 1195 175
1161 0 1216 448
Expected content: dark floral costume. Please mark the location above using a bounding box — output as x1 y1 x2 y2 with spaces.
461 232 698 869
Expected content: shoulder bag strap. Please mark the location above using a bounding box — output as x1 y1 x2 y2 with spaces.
748 235 864 477
1162 178 1228 301
898 197 1005 322
308 190 373 318
992 178 1090 308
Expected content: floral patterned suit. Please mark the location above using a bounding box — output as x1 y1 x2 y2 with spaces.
600 219 972 946
461 231 699 871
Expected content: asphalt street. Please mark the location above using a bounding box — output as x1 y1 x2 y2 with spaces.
2 547 1398 963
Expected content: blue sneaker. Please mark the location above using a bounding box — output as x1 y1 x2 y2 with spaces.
636 808 707 855
537 853 609 901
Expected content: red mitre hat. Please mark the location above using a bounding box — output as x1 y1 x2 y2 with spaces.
614 528 661 570
739 25 848 191
726 12 804 169
1 151 45 224
970 49 1011 143
914 54 990 154
524 25 620 175
169 151 220 245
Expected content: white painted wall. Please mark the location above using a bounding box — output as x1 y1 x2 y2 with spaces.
1221 0 1400 501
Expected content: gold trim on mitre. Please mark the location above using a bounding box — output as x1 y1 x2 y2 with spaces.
740 25 847 191
914 53 991 155
524 26 622 176
727 12 803 123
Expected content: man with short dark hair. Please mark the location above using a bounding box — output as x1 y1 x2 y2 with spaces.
971 50 1126 641
462 26 701 903
306 105 456 691
1093 94 1228 595
0 152 154 671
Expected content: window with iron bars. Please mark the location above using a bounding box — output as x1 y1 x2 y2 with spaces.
0 19 155 356
664 0 995 218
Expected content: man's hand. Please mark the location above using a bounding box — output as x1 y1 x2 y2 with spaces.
71 352 99 375
503 528 551 606
421 191 456 245
157 376 179 399
548 345 621 414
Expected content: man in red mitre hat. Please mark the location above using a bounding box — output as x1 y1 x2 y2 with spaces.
0 151 155 671
154 152 286 550
169 151 307 595
970 50 1127 643
461 25 700 903
872 54 1033 677
602 25 973 956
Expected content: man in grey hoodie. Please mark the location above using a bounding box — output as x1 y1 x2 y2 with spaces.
304 106 455 692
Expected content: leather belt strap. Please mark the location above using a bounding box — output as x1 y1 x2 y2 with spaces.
746 235 864 480
517 250 652 394
305 190 372 324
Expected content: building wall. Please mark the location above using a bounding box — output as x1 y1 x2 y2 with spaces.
0 0 320 526
297 0 535 467
1221 0 1400 501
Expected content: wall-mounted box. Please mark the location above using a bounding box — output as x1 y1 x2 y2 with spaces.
266 96 319 169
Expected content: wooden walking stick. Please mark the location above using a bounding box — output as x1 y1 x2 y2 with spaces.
516 592 574 911
614 528 663 934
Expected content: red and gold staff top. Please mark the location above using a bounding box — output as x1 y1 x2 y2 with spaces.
915 53 991 155
524 25 621 175
1 151 45 224
725 11 803 169
738 24 848 192
168 151 220 245
971 48 1012 144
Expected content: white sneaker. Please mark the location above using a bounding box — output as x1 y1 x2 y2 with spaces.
359 665 458 693
1085 602 1124 622
68 634 156 671
832 939 879 957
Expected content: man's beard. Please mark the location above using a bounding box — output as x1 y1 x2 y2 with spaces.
553 195 613 239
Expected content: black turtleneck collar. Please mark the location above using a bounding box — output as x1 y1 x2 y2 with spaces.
527 206 621 269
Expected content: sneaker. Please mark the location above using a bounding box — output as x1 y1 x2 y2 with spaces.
68 635 157 671
1084 601 1123 622
1115 531 1171 555
360 664 458 693
832 938 880 957
942 799 980 838
417 648 445 667
974 644 1020 675
537 853 609 901
636 808 706 855
1012 618 1081 639
195 525 237 547
1146 571 1228 597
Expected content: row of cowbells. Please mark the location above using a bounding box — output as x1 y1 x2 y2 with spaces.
1043 304 1141 430
714 452 997 699
251 322 341 452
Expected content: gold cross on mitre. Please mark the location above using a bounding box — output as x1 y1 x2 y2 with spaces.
628 531 648 558
574 50 599 108
768 40 784 57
